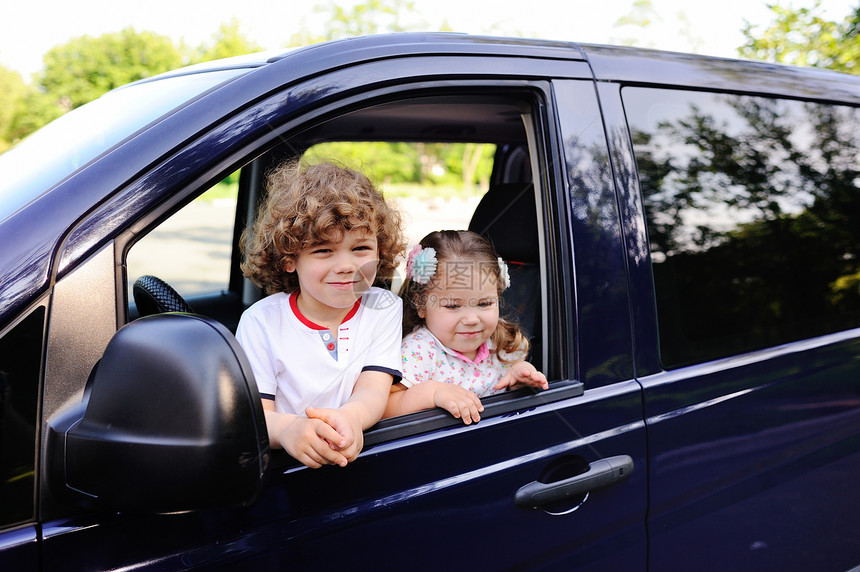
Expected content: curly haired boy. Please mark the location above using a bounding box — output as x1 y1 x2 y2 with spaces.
237 160 406 468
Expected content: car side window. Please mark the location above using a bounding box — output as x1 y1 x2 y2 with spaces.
242 91 566 436
126 175 239 302
0 306 44 528
289 94 547 379
624 88 860 368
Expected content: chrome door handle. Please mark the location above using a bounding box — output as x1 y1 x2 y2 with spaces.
514 455 634 509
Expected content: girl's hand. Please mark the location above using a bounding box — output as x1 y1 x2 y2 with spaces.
494 361 549 391
432 383 484 425
305 406 364 463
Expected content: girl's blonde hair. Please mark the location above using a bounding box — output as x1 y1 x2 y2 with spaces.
241 160 406 294
399 230 528 360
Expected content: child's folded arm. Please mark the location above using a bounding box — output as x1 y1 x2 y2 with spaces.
307 369 393 463
263 403 350 468
384 380 484 425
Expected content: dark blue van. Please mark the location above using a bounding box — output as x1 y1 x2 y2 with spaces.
1 33 858 570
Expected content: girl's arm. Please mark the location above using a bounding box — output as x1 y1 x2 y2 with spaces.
384 380 484 424
493 360 549 391
394 329 483 423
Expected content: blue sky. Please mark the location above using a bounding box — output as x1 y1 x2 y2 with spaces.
2 0 855 79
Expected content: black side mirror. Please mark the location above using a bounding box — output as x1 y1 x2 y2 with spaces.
47 313 269 513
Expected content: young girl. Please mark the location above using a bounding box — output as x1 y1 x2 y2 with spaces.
237 160 406 469
384 230 548 424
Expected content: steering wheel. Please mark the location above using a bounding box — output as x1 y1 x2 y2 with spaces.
132 275 195 317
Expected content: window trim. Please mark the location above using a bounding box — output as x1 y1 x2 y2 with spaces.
364 379 584 446
250 84 580 465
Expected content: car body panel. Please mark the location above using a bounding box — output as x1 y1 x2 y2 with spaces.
643 333 860 570
41 382 647 569
0 527 37 570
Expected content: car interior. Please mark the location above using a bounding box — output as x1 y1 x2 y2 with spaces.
124 90 551 438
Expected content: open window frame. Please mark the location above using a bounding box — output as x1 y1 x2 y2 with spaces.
242 86 582 455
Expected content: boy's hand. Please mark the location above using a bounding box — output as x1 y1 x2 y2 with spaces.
432 383 484 425
305 406 364 463
494 361 549 392
275 413 350 468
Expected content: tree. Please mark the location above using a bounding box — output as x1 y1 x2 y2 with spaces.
290 0 426 46
739 1 860 74
612 0 662 49
8 88 64 145
193 17 263 63
39 28 184 110
0 65 64 151
4 19 262 149
0 66 28 153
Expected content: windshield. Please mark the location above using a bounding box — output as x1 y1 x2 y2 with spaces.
0 68 249 222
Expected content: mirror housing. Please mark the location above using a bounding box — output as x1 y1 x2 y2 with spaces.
47 313 269 513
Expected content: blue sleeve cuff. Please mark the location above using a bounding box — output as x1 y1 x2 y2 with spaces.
361 365 402 384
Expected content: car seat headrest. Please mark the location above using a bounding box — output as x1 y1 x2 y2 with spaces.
468 182 539 263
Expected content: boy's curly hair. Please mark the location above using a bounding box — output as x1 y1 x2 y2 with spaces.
241 160 406 294
399 230 529 360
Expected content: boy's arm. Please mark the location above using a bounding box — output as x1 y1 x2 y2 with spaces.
262 400 351 468
304 294 404 462
342 369 394 427
305 369 393 463
384 380 484 424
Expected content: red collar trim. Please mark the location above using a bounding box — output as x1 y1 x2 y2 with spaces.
342 296 361 323
289 291 361 330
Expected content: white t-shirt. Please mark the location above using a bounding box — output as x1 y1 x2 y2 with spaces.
236 287 403 414
400 326 526 397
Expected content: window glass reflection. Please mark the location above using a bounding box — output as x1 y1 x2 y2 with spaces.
625 88 860 368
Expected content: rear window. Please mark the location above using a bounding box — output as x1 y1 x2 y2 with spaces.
624 87 860 368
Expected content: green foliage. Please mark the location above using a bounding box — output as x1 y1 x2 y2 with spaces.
0 65 28 153
39 28 184 110
325 0 421 37
9 88 65 144
739 1 860 74
192 17 263 63
0 64 64 151
5 1 436 147
616 0 658 28
304 141 495 198
290 0 426 45
2 19 263 147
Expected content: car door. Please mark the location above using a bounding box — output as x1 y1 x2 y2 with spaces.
37 41 648 570
597 58 860 570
